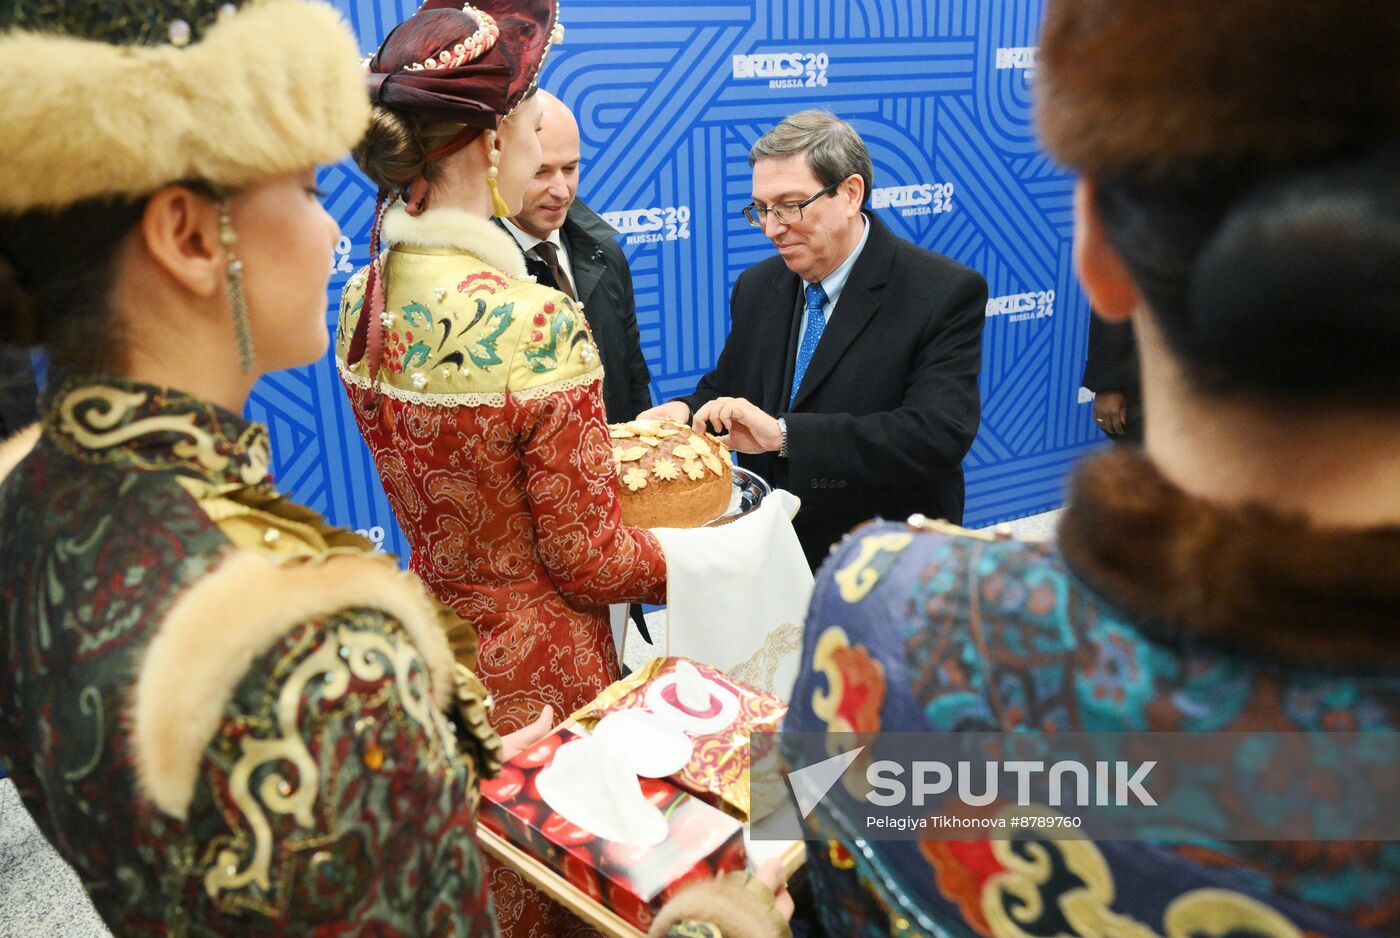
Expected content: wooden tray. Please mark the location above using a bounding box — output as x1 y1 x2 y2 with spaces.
477 824 805 938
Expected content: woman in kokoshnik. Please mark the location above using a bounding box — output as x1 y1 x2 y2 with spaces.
335 1 681 755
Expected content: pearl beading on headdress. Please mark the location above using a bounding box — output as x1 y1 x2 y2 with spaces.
404 4 499 71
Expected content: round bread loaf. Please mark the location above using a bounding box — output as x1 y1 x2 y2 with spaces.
610 418 733 528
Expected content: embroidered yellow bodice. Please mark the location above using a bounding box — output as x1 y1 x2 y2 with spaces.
335 245 601 406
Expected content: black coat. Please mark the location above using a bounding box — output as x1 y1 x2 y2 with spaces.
1082 315 1140 400
680 213 986 569
1082 314 1143 444
505 201 653 422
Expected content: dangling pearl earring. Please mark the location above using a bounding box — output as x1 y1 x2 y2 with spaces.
218 202 256 373
484 129 511 217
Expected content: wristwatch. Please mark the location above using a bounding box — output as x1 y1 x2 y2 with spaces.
777 417 789 458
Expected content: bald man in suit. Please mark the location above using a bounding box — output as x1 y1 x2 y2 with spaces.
498 92 653 421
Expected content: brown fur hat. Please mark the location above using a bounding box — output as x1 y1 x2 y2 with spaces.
1035 0 1400 178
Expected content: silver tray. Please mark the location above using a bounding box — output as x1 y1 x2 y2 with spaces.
705 464 772 526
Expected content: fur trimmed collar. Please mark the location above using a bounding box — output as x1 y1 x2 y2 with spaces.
1058 449 1400 672
381 205 529 279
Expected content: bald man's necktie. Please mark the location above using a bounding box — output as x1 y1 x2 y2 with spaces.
532 241 576 301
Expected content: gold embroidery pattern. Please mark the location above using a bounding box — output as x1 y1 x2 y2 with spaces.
54 383 269 484
810 626 852 729
833 532 914 603
204 625 449 901
1163 890 1304 938
728 620 803 694
981 837 1305 938
808 626 886 797
60 386 229 474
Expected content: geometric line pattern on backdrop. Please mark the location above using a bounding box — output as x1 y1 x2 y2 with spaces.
246 0 1105 562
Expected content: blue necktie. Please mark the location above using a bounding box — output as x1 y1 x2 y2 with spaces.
790 282 829 408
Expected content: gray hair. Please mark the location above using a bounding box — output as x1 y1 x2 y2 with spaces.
749 110 874 204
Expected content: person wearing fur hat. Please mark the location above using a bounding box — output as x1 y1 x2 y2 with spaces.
0 0 557 932
781 1 1400 936
0 4 792 937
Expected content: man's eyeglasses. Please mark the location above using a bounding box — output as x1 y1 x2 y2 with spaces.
742 181 841 227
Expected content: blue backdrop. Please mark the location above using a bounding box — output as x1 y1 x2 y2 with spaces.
249 0 1102 558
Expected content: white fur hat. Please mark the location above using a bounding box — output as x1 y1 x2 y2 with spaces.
0 0 370 212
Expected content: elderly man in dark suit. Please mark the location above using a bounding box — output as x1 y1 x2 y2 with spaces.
499 91 653 422
643 111 986 568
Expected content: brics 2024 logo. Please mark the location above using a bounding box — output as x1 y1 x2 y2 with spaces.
871 183 955 218
996 46 1038 83
986 289 1055 323
732 52 830 88
600 206 692 245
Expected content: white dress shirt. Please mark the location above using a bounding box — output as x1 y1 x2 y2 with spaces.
796 215 870 346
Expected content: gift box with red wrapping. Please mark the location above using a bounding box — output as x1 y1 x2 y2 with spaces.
574 656 788 821
478 729 747 932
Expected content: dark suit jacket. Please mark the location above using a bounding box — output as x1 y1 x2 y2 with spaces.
680 213 986 569
1082 314 1143 444
501 201 653 421
1082 315 1140 400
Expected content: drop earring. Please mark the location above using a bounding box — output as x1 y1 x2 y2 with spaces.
485 129 510 217
218 202 256 374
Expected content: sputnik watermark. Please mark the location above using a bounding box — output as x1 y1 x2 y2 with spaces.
866 758 1155 807
866 813 1082 832
749 732 1400 842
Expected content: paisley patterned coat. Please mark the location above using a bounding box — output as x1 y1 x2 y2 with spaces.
335 206 667 739
785 450 1400 938
0 380 500 934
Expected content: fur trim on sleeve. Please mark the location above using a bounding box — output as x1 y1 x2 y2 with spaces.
648 876 791 938
0 423 40 485
131 550 454 819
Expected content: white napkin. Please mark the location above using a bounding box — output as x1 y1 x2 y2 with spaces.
643 489 812 701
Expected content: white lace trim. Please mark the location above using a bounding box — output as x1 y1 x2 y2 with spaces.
337 359 507 408
336 358 602 409
509 367 603 402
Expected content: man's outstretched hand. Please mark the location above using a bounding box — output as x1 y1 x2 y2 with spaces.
691 397 781 454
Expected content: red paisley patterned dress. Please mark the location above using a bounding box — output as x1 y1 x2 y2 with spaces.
336 206 667 733
335 207 667 937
